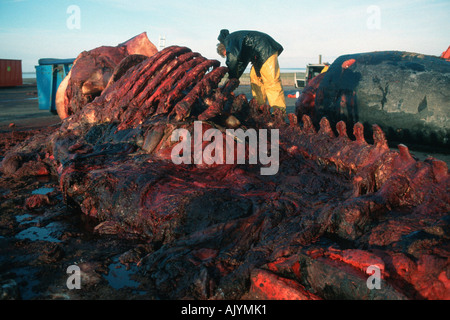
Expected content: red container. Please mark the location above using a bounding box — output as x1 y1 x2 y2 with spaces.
0 59 23 87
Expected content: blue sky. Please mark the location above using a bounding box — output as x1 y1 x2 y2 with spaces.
0 0 449 72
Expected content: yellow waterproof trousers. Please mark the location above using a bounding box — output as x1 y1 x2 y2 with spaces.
250 53 286 110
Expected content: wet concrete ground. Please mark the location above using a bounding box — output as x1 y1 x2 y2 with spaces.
0 79 61 132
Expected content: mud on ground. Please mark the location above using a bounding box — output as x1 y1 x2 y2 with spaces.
0 127 159 300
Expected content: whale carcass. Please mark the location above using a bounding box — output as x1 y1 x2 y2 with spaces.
296 51 450 151
2 43 449 300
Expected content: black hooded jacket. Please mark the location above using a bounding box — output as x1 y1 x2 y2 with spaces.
218 30 283 79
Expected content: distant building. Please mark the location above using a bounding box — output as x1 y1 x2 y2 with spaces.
0 59 22 87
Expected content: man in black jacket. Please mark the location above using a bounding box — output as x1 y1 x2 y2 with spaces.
217 29 286 113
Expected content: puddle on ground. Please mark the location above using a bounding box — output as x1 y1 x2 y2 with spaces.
103 257 142 291
15 213 35 224
31 187 54 195
15 222 64 242
10 266 41 300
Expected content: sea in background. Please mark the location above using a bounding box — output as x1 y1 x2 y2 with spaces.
22 72 36 79
279 68 306 73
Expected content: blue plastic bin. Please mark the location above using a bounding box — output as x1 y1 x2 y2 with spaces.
35 58 74 112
